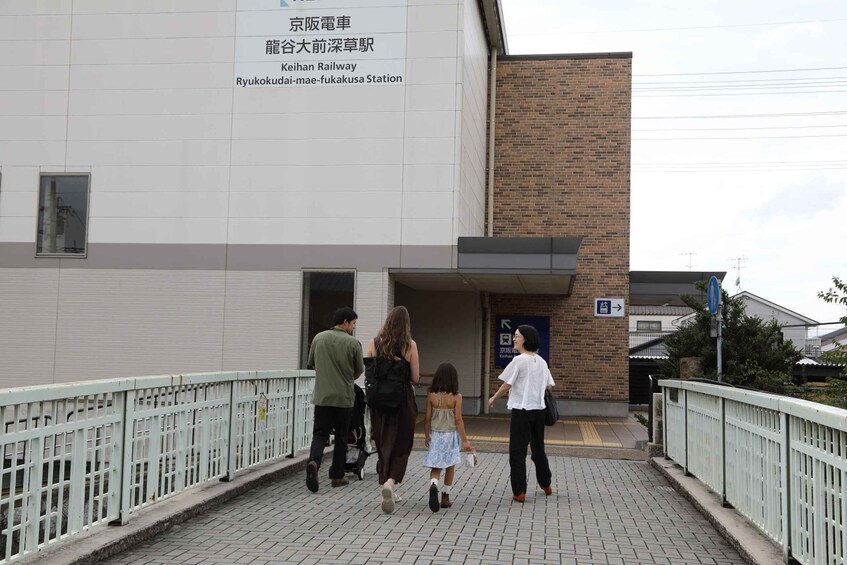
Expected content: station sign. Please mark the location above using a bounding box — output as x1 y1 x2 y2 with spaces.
495 315 550 367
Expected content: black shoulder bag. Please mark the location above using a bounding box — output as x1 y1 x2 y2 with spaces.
364 340 409 412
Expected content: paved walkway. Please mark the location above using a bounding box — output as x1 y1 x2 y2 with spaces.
102 450 743 565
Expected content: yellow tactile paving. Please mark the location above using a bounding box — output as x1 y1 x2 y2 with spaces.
412 416 630 448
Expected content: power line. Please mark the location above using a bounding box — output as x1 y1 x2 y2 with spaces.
634 81 847 91
635 133 847 140
635 75 847 85
635 66 847 77
635 124 847 132
510 17 847 36
632 111 847 119
635 160 847 165
634 89 847 97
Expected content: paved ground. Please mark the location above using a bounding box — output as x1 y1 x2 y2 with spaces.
101 450 744 565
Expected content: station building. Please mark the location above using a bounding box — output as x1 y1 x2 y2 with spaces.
0 1 631 415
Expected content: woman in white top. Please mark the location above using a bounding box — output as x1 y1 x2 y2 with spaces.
488 324 555 503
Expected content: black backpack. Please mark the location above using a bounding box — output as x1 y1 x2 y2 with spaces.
364 340 409 412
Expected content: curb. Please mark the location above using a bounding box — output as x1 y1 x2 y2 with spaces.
21 452 316 565
649 457 784 565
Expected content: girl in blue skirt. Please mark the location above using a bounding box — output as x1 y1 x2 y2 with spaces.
423 362 473 512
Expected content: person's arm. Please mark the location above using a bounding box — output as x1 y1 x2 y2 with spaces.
306 339 316 370
352 343 364 379
366 338 376 357
454 394 472 451
407 340 420 385
488 382 511 409
424 393 433 448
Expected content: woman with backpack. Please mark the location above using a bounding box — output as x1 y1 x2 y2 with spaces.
366 305 420 514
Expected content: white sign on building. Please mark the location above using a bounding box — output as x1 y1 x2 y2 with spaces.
235 0 408 88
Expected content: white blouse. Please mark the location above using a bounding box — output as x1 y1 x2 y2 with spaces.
498 353 555 410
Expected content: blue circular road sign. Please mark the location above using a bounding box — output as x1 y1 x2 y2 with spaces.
707 276 721 314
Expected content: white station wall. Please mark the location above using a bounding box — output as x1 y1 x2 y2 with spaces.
0 0 485 248
0 1 488 386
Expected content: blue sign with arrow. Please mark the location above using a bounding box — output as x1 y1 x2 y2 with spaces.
495 315 550 367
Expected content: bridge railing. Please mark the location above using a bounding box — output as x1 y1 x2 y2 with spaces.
0 370 315 564
660 379 847 565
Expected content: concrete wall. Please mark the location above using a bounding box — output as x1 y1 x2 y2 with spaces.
395 284 482 412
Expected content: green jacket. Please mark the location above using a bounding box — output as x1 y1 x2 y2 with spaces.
307 327 364 407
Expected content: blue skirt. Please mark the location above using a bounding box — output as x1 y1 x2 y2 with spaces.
422 431 461 469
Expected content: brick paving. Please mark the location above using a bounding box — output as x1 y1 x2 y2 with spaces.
102 451 743 565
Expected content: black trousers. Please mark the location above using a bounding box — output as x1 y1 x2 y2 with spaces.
509 408 552 496
309 405 352 480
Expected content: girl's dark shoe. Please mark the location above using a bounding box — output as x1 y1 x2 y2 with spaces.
512 492 526 503
542 484 553 496
440 493 452 508
429 484 440 512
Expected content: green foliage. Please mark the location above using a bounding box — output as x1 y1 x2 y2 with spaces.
819 345 847 409
659 281 801 393
817 276 847 326
817 276 847 408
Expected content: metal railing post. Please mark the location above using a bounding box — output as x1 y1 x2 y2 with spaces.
224 380 238 481
289 376 298 458
683 388 689 475
779 412 791 564
116 389 136 525
647 375 654 443
662 387 668 458
720 397 727 507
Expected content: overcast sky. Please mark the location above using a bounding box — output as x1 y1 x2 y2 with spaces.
499 0 847 331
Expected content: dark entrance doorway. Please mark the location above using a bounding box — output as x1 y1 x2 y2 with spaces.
300 271 355 368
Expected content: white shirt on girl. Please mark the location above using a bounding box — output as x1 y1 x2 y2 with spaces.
498 353 555 410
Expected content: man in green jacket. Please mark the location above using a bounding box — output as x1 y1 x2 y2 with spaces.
305 306 365 492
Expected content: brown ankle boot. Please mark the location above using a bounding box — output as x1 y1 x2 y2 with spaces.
440 493 452 508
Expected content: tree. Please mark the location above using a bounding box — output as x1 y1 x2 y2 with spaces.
818 276 847 408
818 276 847 326
659 281 801 393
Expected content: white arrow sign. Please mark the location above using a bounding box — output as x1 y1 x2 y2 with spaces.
500 319 512 330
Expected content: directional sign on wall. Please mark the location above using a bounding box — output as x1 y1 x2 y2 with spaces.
594 298 625 317
495 315 550 367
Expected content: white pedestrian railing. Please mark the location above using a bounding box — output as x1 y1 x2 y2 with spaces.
0 370 315 563
660 379 847 565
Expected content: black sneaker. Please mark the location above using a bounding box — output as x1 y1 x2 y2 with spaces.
306 461 319 493
428 484 440 512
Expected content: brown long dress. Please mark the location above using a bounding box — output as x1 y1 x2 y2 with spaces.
369 348 417 485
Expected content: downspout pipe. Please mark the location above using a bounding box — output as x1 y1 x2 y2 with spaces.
483 47 497 413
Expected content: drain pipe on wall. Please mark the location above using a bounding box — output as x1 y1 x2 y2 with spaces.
486 47 497 239
483 48 497 413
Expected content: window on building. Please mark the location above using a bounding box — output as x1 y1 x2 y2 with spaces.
36 175 89 256
300 271 355 369
636 320 662 332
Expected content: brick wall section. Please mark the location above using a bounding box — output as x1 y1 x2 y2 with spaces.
490 55 631 402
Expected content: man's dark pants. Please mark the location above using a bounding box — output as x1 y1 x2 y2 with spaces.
309 405 352 479
509 408 552 495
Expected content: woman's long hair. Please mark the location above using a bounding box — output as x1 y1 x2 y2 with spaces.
376 306 412 358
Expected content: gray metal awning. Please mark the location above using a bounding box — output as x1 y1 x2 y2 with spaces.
391 237 581 295
630 271 726 305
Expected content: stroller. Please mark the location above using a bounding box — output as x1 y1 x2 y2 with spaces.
345 384 373 480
